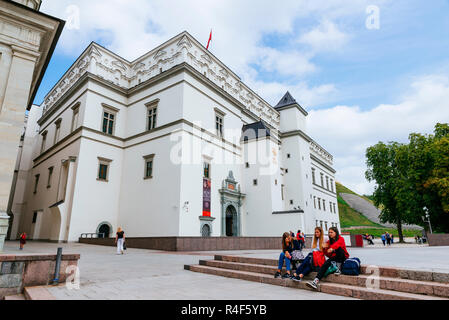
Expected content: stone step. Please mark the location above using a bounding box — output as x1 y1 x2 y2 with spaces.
23 286 56 300
3 294 26 300
185 264 447 300
215 255 449 283
200 259 449 298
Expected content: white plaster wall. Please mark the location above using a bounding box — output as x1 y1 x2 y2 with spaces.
118 134 182 237
67 137 122 241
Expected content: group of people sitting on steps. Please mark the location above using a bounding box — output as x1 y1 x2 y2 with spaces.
274 226 350 290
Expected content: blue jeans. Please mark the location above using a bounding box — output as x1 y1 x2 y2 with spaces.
278 252 291 271
296 252 313 276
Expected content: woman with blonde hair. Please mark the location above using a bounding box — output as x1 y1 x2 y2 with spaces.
115 227 125 255
292 227 327 282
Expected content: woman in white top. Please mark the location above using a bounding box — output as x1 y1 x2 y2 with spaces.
292 227 327 282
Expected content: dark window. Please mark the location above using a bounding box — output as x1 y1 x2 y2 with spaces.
203 162 210 179
145 160 153 178
32 212 37 224
102 111 115 135
98 164 108 180
147 106 157 130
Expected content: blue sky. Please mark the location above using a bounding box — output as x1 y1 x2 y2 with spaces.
36 0 449 194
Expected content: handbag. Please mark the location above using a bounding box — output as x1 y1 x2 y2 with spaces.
123 242 127 250
312 250 326 267
291 250 304 261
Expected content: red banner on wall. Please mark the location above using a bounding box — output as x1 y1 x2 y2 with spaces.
203 178 211 217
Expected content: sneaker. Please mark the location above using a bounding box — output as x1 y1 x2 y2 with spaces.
274 271 281 279
292 275 302 282
306 280 319 290
281 273 291 279
334 268 341 276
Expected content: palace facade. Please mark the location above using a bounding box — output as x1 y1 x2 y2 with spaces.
9 31 340 242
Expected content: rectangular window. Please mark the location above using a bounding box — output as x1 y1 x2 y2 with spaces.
330 179 334 192
281 185 285 200
215 114 223 137
32 212 38 224
313 196 316 209
98 164 108 180
71 105 80 132
318 198 321 210
320 173 324 187
41 131 47 154
323 199 326 211
326 176 329 190
102 111 115 135
330 202 333 213
333 203 336 213
33 174 40 194
203 162 210 179
147 103 157 131
143 154 155 179
97 157 112 182
54 119 62 145
47 167 54 188
311 168 316 184
253 179 258 186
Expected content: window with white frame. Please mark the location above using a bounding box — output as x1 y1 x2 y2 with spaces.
71 104 80 133
320 173 324 187
330 179 334 192
146 100 158 131
203 162 210 179
143 154 155 179
215 110 224 137
311 168 316 184
97 157 112 182
54 119 62 144
102 105 118 135
40 131 47 154
326 176 329 190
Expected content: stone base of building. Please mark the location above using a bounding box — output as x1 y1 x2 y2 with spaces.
427 234 449 247
79 236 314 252
0 253 80 299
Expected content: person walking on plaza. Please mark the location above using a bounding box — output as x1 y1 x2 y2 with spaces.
391 234 394 244
115 227 125 255
381 233 386 246
19 232 27 250
307 227 349 290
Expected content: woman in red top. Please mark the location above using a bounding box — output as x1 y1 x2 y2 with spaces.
19 232 27 250
307 227 349 290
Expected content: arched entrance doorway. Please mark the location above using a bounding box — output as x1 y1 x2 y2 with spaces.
225 205 237 237
97 222 112 238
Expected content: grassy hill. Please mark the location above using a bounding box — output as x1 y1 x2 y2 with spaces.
336 182 382 229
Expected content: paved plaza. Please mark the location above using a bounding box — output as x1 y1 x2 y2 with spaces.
3 241 449 300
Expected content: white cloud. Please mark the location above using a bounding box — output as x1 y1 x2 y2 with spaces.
307 74 449 195
298 19 350 52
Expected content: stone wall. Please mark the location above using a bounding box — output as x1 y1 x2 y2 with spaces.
427 234 449 247
79 236 314 251
0 253 80 298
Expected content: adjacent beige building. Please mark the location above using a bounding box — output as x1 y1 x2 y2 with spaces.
0 0 63 251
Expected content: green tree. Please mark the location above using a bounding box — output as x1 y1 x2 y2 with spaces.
365 142 408 242
365 123 449 237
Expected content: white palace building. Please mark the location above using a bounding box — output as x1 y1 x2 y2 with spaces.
8 31 340 242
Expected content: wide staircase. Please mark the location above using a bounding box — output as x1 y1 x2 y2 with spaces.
185 255 449 300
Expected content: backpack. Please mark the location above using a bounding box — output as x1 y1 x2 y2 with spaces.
342 257 361 276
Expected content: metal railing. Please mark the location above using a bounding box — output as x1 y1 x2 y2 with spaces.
80 233 106 239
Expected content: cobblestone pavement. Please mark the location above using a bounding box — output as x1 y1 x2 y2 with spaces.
3 241 353 300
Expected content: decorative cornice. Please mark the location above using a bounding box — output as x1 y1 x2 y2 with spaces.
39 32 280 128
